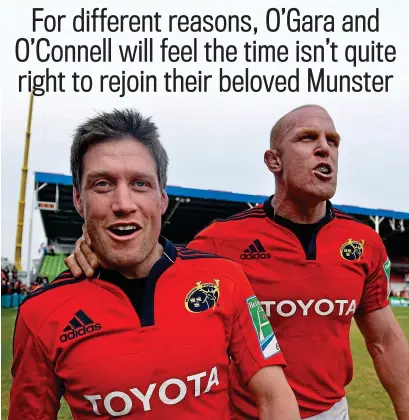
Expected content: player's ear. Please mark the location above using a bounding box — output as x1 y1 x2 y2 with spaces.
73 187 84 218
264 149 282 174
161 190 169 216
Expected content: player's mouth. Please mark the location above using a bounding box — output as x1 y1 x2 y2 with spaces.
107 223 142 241
313 163 333 180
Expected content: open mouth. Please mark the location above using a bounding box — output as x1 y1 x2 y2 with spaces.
314 163 332 176
108 224 141 238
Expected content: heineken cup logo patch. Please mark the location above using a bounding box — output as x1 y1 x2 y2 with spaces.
383 258 391 297
383 258 391 280
246 296 280 359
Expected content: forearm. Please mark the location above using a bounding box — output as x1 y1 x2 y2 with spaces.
257 388 300 420
248 366 300 420
370 334 409 420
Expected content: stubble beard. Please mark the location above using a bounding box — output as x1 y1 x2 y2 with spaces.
102 238 150 271
87 223 149 272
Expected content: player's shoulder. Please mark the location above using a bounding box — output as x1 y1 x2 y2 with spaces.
333 207 384 243
177 246 230 262
176 246 225 261
18 270 88 324
214 204 266 224
177 246 246 278
198 205 267 235
333 208 370 229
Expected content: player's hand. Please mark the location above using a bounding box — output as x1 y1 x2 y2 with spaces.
64 225 99 278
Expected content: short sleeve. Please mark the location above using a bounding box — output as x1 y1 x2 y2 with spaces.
357 233 391 314
227 263 286 384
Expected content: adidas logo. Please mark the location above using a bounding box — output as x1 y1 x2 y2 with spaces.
240 239 271 260
59 309 101 343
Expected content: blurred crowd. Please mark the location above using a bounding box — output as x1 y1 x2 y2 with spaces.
1 266 50 296
1 266 26 296
390 289 409 299
30 275 50 291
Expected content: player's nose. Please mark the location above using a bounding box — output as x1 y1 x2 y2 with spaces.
314 133 330 157
111 184 138 214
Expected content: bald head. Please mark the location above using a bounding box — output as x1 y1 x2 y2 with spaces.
270 105 331 150
264 104 340 204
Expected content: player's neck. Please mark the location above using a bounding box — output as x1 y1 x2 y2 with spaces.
271 192 327 224
118 243 164 279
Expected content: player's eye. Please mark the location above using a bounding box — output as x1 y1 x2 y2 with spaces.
133 180 148 188
327 137 339 147
92 180 114 193
95 180 111 188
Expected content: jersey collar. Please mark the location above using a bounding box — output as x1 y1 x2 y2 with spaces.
263 194 334 227
97 236 177 282
96 237 177 327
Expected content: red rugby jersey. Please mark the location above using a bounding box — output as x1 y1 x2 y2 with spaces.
189 199 390 419
9 238 285 419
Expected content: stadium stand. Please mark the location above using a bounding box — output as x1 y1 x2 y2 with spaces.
2 172 409 306
33 171 409 245
38 254 68 281
3 171 407 310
